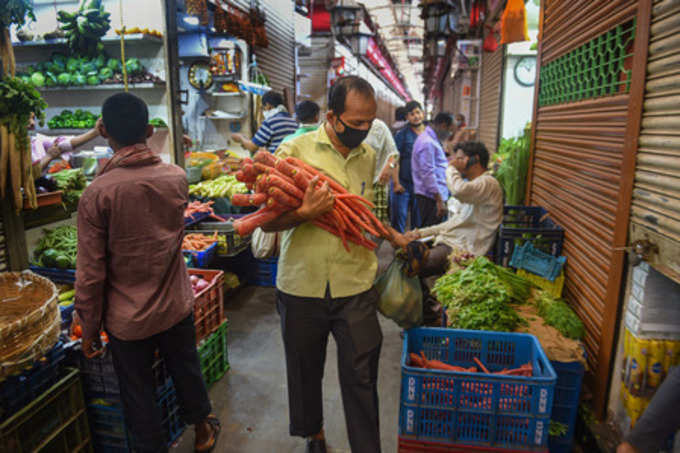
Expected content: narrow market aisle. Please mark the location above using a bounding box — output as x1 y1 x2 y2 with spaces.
175 247 402 453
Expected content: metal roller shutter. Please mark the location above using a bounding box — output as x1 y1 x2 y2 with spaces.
230 0 296 95
478 47 504 155
629 0 680 284
528 0 650 416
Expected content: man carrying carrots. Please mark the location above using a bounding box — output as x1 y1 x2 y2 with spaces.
75 93 220 453
261 75 382 453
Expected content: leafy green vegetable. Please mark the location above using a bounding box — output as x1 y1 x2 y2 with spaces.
535 292 585 340
125 58 142 75
98 66 113 80
0 77 47 154
0 0 36 29
549 421 569 437
71 72 86 86
30 72 45 87
433 257 533 332
149 117 167 128
86 74 99 85
57 72 72 85
107 58 121 72
494 125 531 205
66 57 80 73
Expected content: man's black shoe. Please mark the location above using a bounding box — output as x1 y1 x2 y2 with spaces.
305 438 327 453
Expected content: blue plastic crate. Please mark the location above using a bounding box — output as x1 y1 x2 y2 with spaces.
29 265 76 284
248 257 277 287
74 349 172 398
184 241 218 268
87 385 185 452
184 211 211 227
400 328 556 451
496 206 564 268
548 361 584 453
59 303 75 331
0 341 65 421
509 243 566 282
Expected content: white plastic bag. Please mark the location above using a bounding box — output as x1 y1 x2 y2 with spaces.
251 228 278 259
374 258 423 329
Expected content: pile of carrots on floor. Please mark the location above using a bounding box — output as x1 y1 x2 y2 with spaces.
182 232 218 252
232 151 390 251
409 352 534 377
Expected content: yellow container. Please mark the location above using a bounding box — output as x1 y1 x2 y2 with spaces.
646 340 666 390
517 269 565 298
627 332 649 396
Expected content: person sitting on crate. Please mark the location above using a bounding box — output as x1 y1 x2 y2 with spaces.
75 93 221 453
389 141 503 323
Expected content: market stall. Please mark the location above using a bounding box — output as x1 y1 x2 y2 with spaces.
0 0 276 450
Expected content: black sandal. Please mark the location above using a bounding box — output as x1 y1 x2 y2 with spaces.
195 415 221 453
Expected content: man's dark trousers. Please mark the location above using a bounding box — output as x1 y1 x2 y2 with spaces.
415 194 445 228
277 287 383 453
108 314 212 453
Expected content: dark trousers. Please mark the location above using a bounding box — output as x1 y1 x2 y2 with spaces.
277 288 383 453
626 364 680 453
390 182 418 233
108 314 212 453
415 194 445 228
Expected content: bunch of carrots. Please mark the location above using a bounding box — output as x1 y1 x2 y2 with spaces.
232 151 390 251
182 232 218 252
409 351 534 377
184 200 223 221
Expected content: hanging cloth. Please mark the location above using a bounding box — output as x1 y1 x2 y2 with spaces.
500 0 529 44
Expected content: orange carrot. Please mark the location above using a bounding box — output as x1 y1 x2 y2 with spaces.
268 187 301 208
253 150 278 167
266 174 304 199
473 357 491 374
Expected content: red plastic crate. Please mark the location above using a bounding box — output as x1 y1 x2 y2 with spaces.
399 437 548 452
188 269 224 344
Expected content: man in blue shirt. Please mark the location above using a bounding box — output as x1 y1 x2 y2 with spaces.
391 101 425 232
232 91 298 153
411 112 452 228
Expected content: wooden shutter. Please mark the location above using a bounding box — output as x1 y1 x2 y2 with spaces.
629 0 680 284
478 47 504 155
527 0 651 416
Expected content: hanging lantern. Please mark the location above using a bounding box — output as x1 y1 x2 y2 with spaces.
329 0 362 37
350 31 373 57
420 0 459 37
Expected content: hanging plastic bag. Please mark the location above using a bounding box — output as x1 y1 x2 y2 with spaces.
500 0 529 44
483 25 499 52
251 227 278 259
374 258 423 329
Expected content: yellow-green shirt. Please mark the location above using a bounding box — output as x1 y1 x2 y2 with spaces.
275 126 377 299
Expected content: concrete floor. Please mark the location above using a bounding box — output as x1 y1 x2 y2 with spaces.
175 244 403 453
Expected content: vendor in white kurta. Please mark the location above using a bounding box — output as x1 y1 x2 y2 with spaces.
390 141 503 276
363 118 399 225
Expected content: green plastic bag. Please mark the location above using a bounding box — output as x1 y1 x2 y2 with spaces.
374 258 423 329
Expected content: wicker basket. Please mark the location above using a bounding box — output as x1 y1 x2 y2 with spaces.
0 271 60 381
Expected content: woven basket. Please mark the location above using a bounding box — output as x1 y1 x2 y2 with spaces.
0 271 60 381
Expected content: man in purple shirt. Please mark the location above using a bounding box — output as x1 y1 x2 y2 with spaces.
411 112 453 228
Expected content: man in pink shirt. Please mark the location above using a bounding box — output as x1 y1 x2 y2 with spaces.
75 93 220 453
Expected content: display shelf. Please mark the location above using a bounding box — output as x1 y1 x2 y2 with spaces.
38 82 166 91
12 33 163 49
23 191 63 210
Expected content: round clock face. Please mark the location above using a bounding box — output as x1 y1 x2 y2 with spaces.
189 62 213 90
514 56 536 87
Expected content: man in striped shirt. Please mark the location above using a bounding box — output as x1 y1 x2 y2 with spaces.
232 91 298 154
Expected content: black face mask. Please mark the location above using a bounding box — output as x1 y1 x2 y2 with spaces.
334 118 369 149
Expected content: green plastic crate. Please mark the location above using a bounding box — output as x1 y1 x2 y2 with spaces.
198 321 229 387
0 367 92 452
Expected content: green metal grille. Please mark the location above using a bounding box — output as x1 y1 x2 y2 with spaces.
538 20 636 106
